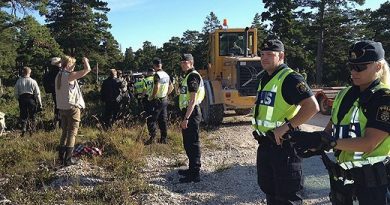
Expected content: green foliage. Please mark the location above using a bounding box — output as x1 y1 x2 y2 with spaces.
16 16 63 78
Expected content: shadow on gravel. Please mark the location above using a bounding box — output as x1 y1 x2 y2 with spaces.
148 157 332 205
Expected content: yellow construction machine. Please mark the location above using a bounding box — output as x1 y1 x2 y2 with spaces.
199 24 263 125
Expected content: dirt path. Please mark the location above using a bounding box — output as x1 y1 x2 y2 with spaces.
139 113 332 205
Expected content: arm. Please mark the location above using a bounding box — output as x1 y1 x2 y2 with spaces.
68 57 91 82
33 81 42 107
335 128 388 153
180 92 197 129
167 82 174 95
274 96 319 145
14 81 19 99
151 82 159 99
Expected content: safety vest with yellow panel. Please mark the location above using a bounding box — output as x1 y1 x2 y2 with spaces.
144 76 154 97
179 70 205 110
252 68 299 134
155 70 170 98
331 83 390 163
134 78 145 95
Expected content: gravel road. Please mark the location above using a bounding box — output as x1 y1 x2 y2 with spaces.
139 113 333 205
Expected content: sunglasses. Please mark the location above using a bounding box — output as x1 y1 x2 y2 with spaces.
347 62 373 72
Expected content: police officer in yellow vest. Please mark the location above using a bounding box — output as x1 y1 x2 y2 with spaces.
177 53 205 183
253 39 319 204
141 68 155 117
290 40 390 204
134 75 146 112
144 58 174 145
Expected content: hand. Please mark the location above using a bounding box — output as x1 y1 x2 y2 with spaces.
289 130 336 152
273 124 290 145
180 119 188 129
36 106 43 112
82 57 89 64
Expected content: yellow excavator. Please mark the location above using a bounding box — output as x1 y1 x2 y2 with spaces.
199 22 263 125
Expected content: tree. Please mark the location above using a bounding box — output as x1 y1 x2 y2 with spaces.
45 0 119 66
261 0 297 41
366 1 390 60
123 46 136 72
133 41 157 71
294 0 364 84
16 16 63 78
0 11 19 78
198 12 221 68
251 13 268 53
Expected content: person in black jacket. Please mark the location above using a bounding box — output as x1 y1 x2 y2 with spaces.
100 69 121 129
43 57 61 128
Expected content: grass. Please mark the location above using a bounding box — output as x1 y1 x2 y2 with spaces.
0 85 188 204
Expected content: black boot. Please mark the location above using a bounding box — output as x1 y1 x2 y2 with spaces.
58 146 66 163
178 169 190 176
63 147 77 166
179 170 200 183
144 137 155 145
158 138 167 144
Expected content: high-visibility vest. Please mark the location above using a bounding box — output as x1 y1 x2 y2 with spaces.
134 79 145 94
331 83 390 163
144 76 154 97
252 68 299 133
155 70 170 98
179 70 205 110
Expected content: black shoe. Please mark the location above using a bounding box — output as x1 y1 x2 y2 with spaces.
179 175 200 183
178 169 190 176
144 138 154 145
158 138 167 144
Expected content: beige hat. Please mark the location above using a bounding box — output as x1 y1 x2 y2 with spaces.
51 57 61 65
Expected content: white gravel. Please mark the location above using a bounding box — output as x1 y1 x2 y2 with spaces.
139 113 333 205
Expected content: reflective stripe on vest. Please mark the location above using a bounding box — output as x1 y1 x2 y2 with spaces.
155 70 170 98
179 70 205 110
331 84 390 163
252 68 299 132
144 76 154 97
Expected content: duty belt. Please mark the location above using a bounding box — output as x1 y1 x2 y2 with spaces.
321 153 390 188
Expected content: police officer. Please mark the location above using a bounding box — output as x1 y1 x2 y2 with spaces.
253 39 319 204
142 68 155 117
15 67 43 137
134 75 146 112
144 57 174 145
177 53 205 183
290 40 390 204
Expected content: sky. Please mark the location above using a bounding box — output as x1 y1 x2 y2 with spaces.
34 0 389 52
105 0 388 52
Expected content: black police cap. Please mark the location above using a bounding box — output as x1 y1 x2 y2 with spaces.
181 53 193 61
152 57 161 65
348 40 385 64
261 39 284 52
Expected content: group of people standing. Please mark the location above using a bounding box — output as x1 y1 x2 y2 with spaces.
12 37 390 203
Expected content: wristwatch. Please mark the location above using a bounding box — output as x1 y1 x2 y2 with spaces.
284 118 295 131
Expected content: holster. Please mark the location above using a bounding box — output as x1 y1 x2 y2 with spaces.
322 153 390 188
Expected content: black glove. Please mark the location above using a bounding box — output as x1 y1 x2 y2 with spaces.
289 130 337 152
296 149 323 158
